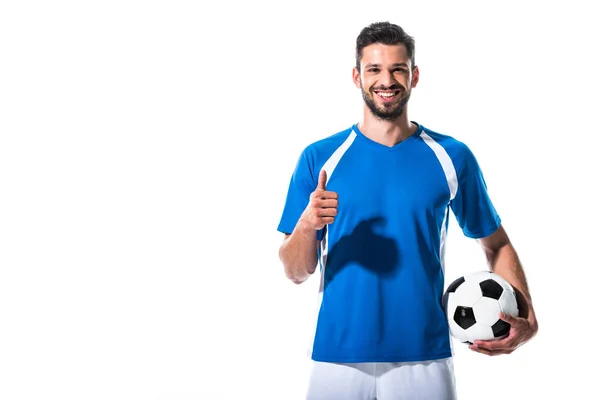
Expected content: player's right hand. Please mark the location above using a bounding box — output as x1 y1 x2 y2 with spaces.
301 169 338 231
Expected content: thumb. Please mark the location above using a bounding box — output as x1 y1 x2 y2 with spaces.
499 312 519 325
317 169 327 190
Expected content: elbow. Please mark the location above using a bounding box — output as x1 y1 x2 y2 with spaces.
282 257 315 284
284 266 311 284
289 275 307 285
278 246 308 284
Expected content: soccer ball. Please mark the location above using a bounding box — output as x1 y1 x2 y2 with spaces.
442 270 519 344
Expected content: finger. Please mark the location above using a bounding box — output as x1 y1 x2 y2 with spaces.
320 217 335 225
473 327 515 348
311 191 338 202
472 312 524 350
499 311 525 327
473 337 513 352
317 169 327 190
319 191 338 200
318 199 338 208
469 344 511 356
473 325 521 351
318 207 338 218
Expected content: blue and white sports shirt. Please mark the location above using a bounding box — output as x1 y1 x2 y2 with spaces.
277 122 501 363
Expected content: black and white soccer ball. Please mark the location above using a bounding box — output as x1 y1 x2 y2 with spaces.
442 270 519 344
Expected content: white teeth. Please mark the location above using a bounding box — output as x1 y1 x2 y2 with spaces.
377 92 396 98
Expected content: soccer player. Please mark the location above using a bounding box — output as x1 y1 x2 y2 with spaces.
277 21 538 400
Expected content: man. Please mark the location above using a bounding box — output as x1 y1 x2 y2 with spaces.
277 21 538 400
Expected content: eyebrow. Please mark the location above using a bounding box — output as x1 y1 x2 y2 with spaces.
365 63 410 69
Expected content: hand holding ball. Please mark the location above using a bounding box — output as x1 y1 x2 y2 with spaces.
442 271 519 344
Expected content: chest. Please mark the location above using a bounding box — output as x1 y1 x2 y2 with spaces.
326 145 451 217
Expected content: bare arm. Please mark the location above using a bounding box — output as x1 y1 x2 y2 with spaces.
279 223 319 284
473 224 539 354
478 225 536 322
278 169 337 284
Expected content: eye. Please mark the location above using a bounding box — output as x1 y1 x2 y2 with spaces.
368 68 380 73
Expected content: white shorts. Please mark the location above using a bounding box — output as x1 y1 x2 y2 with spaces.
306 357 457 400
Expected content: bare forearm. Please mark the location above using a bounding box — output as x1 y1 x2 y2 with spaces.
279 220 319 284
488 243 537 326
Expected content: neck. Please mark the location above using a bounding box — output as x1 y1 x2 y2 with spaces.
358 107 417 147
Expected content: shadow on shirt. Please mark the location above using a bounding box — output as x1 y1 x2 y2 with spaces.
324 216 399 287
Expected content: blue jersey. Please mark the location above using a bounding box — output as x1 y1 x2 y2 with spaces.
277 122 501 363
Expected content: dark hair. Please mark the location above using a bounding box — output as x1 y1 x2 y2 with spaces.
355 22 415 71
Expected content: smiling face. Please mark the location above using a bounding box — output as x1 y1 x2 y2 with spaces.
353 43 419 121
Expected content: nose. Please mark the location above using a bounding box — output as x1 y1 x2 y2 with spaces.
379 70 396 88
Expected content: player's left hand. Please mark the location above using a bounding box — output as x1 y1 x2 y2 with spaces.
469 312 537 356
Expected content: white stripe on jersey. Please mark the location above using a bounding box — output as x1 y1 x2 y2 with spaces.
420 130 460 355
420 131 458 200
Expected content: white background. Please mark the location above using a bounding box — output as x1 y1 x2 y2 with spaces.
1 1 598 399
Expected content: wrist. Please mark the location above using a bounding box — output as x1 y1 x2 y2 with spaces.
296 216 317 238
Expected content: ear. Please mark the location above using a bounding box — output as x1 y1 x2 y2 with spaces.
352 67 361 88
411 65 420 88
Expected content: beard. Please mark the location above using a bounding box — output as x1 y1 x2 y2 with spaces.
361 84 411 121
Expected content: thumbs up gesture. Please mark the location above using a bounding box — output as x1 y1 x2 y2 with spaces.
300 169 339 231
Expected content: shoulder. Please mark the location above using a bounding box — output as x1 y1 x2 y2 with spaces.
298 125 356 164
420 125 469 153
419 124 478 169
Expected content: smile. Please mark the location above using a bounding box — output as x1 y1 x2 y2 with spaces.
374 91 400 102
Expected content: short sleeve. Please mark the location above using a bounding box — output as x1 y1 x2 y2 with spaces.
450 146 501 239
277 148 324 240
